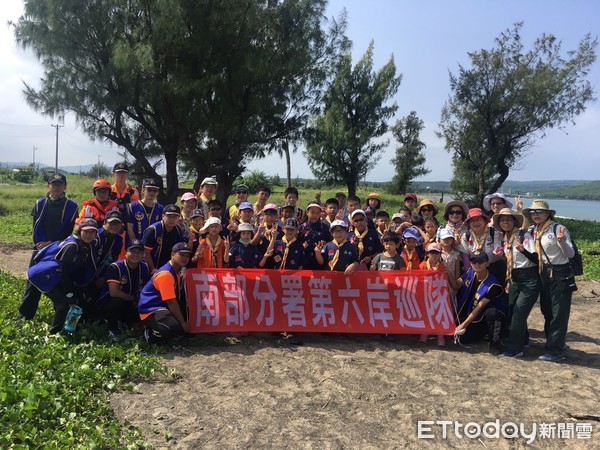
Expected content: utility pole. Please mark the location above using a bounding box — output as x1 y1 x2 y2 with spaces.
51 123 63 173
97 154 101 178
32 145 38 175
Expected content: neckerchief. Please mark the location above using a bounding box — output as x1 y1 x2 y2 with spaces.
470 229 488 251
329 239 347 270
503 228 517 281
402 248 417 270
208 236 222 268
280 236 297 269
534 219 553 273
354 228 368 259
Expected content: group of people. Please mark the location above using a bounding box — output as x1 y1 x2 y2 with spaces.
18 167 578 362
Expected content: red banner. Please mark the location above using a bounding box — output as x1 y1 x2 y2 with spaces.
186 269 456 335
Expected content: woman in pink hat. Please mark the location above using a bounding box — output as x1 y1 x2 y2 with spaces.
460 208 505 282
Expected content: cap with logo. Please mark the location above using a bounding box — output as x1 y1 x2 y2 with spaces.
105 210 123 223
190 208 204 219
201 176 218 186
112 162 129 173
127 240 144 251
330 219 348 230
469 249 489 262
402 227 420 240
78 218 99 231
283 218 298 229
239 201 254 211
172 242 193 254
142 178 159 188
48 173 67 184
164 204 181 215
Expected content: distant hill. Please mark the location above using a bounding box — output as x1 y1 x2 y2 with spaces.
0 161 94 174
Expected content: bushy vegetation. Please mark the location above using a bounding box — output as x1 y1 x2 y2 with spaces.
0 269 167 448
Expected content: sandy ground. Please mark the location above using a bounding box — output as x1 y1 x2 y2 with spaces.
2 246 599 449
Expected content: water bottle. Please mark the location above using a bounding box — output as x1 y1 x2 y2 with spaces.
63 305 83 333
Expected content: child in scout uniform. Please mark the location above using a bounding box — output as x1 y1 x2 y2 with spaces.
298 202 331 270
375 211 390 237
186 208 205 267
225 184 250 222
400 227 421 270
193 217 230 268
197 176 218 219
419 243 450 347
274 219 307 270
403 193 417 214
370 231 405 271
180 192 198 231
253 204 284 268
366 192 383 214
228 223 265 269
314 220 359 275
283 186 304 223
348 209 383 270
324 198 340 224
228 201 255 242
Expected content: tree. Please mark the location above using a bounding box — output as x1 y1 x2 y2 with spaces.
86 162 111 179
389 111 430 194
304 42 401 197
438 23 597 205
12 0 347 203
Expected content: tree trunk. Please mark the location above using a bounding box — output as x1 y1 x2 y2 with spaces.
284 140 292 188
159 144 179 204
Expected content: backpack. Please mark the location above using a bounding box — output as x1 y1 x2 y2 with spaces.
553 223 584 276
529 223 583 276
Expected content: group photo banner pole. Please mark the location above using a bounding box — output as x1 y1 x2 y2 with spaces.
186 269 456 335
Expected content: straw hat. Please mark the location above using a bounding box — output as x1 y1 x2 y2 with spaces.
491 208 524 231
523 199 556 221
443 201 469 221
417 198 438 215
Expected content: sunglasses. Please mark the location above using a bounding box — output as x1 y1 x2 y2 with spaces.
421 207 433 212
529 209 547 215
470 259 486 265
448 210 463 215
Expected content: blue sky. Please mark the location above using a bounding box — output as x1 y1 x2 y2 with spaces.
1 0 599 181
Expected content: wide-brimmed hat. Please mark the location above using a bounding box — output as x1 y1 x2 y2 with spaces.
492 208 524 231
522 199 556 221
201 217 222 231
464 208 490 226
443 201 469 221
483 193 513 211
417 199 438 215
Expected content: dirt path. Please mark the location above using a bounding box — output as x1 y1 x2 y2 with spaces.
3 246 599 448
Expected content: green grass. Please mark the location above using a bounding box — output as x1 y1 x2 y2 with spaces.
0 269 165 448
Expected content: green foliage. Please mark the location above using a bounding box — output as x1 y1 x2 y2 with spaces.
236 170 272 195
557 218 600 280
389 111 430 194
13 0 348 205
0 269 161 448
85 162 111 179
305 41 401 197
439 23 597 204
12 166 36 184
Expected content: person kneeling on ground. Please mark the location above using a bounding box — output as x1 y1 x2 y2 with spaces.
455 250 507 355
138 242 191 344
